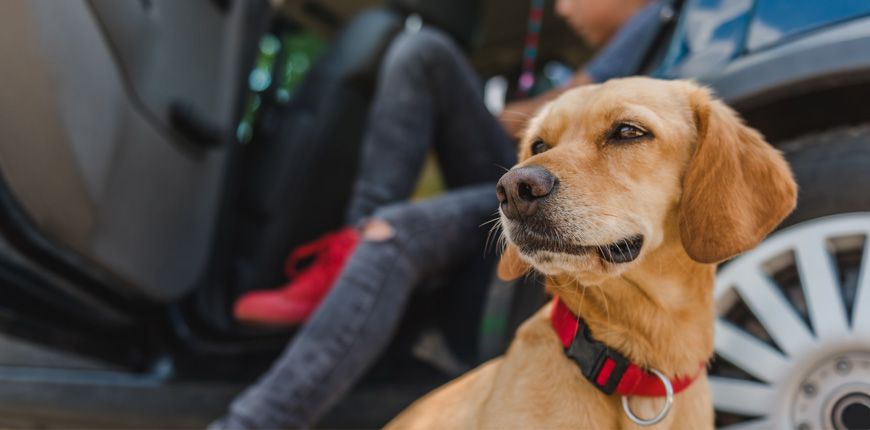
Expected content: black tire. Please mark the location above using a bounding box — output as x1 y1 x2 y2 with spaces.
711 126 870 428
778 125 870 228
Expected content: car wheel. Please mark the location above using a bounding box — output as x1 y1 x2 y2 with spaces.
711 126 870 429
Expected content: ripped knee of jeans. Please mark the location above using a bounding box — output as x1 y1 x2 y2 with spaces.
361 218 396 242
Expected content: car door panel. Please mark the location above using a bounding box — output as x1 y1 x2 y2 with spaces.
0 0 263 301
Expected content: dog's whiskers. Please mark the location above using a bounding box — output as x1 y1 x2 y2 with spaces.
479 217 501 228
483 217 503 255
493 163 511 173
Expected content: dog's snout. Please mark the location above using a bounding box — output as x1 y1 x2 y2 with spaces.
496 166 557 219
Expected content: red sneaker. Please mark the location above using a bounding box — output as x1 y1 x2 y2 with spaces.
234 227 359 326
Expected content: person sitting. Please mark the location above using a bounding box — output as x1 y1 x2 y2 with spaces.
213 0 666 428
233 0 667 326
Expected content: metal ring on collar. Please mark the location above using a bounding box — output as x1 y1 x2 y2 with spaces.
621 368 674 426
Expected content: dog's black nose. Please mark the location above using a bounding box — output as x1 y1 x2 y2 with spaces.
496 166 557 219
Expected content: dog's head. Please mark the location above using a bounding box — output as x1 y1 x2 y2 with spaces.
497 77 796 282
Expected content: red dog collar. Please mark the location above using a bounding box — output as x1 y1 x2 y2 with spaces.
551 297 701 397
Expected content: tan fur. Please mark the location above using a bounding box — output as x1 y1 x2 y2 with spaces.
679 89 797 264
496 242 529 280
386 78 796 429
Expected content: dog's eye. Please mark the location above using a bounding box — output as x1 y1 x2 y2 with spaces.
609 123 650 142
531 140 549 155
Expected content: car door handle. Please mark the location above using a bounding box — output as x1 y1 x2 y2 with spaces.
169 101 223 149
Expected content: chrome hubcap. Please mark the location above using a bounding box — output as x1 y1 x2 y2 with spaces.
712 213 870 429
792 352 870 429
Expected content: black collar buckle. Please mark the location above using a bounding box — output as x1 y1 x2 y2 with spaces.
564 321 631 395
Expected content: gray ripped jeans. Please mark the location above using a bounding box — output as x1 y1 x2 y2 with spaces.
211 26 516 429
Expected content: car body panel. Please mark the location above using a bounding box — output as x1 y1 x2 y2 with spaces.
656 0 870 85
748 0 870 51
655 0 754 79
698 15 870 107
653 0 870 110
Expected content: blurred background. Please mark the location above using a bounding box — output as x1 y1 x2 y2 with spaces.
1 0 870 428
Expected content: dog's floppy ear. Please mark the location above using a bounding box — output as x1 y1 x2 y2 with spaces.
497 244 529 280
679 87 797 264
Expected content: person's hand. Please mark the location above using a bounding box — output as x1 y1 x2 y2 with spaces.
498 99 540 139
498 72 594 139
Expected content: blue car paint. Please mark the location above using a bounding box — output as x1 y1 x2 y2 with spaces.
749 0 870 50
655 0 753 78
656 0 870 79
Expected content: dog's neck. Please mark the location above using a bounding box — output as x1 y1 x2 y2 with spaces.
547 237 715 378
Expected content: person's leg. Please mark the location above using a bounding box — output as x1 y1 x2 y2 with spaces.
345 27 516 223
235 27 516 325
212 184 500 429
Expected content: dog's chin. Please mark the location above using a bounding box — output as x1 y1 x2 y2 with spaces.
528 252 618 283
508 230 645 275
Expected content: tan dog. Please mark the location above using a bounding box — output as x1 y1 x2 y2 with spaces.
386 77 796 429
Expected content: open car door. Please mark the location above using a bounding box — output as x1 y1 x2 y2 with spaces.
0 0 267 303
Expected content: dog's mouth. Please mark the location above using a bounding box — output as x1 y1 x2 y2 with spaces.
595 235 644 264
512 230 644 264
